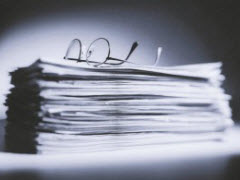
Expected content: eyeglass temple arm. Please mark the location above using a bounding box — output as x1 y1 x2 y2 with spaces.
125 42 138 61
153 47 162 66
108 42 138 65
64 39 82 60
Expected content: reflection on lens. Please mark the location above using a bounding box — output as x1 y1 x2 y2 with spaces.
86 38 110 66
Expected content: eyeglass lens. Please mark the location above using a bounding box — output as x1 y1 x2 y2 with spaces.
86 38 110 66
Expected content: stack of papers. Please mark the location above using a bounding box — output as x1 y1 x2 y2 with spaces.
5 58 233 154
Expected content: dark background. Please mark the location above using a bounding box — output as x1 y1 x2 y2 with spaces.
0 0 239 121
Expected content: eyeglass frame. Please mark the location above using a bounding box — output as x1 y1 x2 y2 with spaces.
64 38 162 67
64 38 138 67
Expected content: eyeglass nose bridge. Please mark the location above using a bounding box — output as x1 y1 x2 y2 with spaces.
64 39 82 62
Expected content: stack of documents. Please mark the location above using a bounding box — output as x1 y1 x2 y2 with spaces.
5 58 233 154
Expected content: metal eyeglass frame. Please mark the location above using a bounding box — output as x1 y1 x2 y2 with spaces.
64 38 138 67
64 38 162 67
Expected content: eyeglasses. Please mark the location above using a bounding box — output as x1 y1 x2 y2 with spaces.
64 38 162 67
